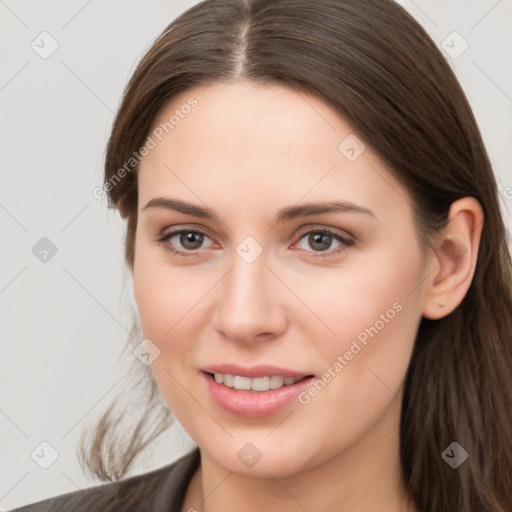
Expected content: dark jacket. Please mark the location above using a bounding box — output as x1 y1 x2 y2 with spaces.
8 448 200 512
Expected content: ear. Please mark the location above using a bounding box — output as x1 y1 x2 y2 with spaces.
422 197 484 320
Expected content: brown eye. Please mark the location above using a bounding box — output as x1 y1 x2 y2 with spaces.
157 229 214 255
178 231 205 250
306 232 334 251
296 229 354 255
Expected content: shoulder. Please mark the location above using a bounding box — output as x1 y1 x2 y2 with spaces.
8 448 200 512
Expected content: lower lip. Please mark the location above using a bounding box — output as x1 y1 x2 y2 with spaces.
202 372 315 418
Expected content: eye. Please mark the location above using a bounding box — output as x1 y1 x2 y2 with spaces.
157 229 215 256
294 228 354 256
156 227 354 258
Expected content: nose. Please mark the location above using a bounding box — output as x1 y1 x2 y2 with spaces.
214 253 288 344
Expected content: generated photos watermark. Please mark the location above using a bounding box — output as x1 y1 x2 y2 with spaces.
93 97 198 200
298 301 403 405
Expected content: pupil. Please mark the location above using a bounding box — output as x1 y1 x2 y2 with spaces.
181 232 203 249
310 233 331 251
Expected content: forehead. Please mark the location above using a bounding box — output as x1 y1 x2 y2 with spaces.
148 80 347 157
137 81 410 223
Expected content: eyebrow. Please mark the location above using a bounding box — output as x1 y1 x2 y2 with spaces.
142 197 376 223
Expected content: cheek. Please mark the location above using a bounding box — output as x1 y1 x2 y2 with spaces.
300 244 424 416
290 241 422 354
133 259 170 341
133 271 206 378
132 257 199 413
132 241 217 407
132 236 206 341
336 261 418 351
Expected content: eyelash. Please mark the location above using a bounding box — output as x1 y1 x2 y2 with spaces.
156 227 355 258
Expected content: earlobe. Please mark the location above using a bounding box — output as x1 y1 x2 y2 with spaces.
422 197 484 320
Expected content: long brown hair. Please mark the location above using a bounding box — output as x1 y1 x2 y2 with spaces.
78 1 512 510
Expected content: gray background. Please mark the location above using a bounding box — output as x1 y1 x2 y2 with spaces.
1 0 511 509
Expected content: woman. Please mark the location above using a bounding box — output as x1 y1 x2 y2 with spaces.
11 0 512 510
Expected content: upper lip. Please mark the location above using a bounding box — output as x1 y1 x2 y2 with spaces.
201 363 314 379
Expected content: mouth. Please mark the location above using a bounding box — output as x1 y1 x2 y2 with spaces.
204 372 312 392
200 366 316 418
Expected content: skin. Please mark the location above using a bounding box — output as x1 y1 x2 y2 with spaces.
128 81 483 512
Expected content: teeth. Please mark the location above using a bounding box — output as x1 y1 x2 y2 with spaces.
223 374 235 387
212 373 301 391
233 376 252 390
251 376 269 391
270 376 284 389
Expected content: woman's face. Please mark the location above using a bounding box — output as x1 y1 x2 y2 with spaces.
133 81 429 477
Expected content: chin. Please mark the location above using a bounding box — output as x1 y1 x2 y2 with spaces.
201 435 326 478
